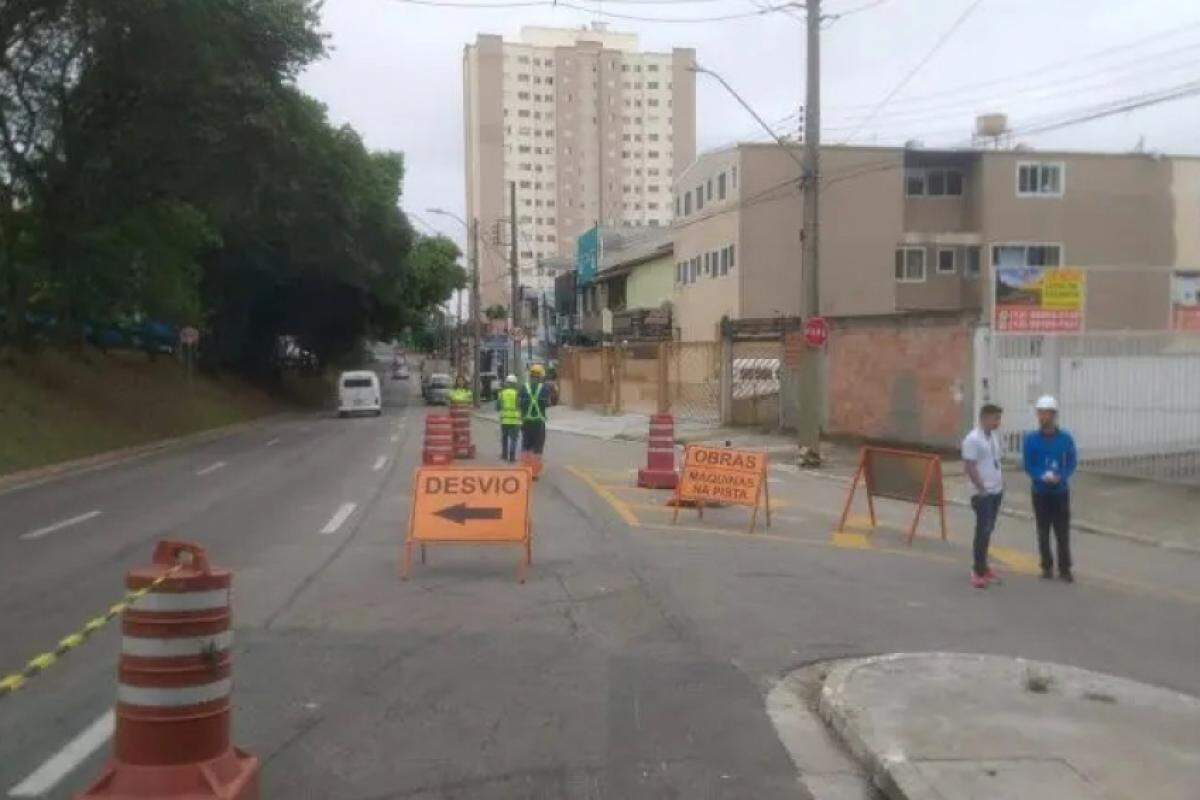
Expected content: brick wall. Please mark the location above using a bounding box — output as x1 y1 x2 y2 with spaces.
826 313 976 449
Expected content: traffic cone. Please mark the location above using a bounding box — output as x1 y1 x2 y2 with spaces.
80 541 259 799
449 404 476 459
637 414 678 489
422 414 455 465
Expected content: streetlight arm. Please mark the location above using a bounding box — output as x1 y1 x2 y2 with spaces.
689 65 808 177
425 208 468 228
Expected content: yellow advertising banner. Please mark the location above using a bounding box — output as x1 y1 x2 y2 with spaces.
1040 268 1084 311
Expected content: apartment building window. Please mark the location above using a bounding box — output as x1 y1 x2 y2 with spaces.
717 172 727 200
676 195 682 216
706 179 713 200
992 243 1062 270
676 262 683 284
648 133 659 142
937 248 957 275
695 185 704 210
703 252 711 275
894 247 926 282
648 64 658 72
648 202 659 210
519 180 531 189
728 244 736 270
906 168 963 197
1017 162 1064 196
519 145 531 153
647 99 659 107
546 77 553 85
720 248 729 276
647 81 659 89
684 190 692 215
517 74 530 82
648 184 660 193
518 109 530 118
517 55 529 64
731 166 738 188
964 247 982 278
691 256 699 281
648 167 659 176
648 150 660 158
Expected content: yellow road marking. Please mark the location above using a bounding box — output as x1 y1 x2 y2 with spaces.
990 546 1041 576
841 514 875 532
831 531 873 550
569 468 1200 607
565 466 640 526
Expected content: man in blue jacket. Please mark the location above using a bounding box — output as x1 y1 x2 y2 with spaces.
1023 395 1078 582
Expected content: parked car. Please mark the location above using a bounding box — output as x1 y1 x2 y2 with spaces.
337 371 382 417
423 372 452 405
393 363 410 380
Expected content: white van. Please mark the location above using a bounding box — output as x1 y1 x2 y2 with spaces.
337 371 382 417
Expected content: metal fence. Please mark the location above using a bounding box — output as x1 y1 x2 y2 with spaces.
664 342 721 423
977 329 1200 485
556 342 720 422
730 340 781 427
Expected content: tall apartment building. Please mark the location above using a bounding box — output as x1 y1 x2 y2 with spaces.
464 24 696 312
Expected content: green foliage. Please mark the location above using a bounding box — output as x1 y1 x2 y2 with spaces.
485 304 509 321
0 0 462 374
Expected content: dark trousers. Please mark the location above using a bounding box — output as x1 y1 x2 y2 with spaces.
500 424 520 462
970 492 1003 576
1032 491 1072 573
522 421 546 455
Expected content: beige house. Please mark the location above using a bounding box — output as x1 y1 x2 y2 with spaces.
670 143 1196 339
580 227 673 338
463 24 696 311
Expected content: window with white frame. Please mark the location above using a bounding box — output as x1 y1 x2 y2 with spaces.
894 247 926 282
1017 162 1064 197
937 248 957 275
992 243 1062 269
717 172 727 200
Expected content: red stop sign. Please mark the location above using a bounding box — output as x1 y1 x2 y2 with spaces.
804 316 829 347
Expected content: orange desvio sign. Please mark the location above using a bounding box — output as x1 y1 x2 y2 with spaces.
837 446 947 545
403 467 532 581
673 445 770 533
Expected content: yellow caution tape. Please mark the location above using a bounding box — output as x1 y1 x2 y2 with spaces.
0 567 179 699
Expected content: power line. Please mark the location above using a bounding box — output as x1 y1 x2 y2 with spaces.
826 20 1200 112
824 0 889 20
841 0 986 143
385 0 800 22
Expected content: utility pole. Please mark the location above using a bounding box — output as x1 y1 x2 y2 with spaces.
470 218 481 407
509 181 523 379
455 289 463 373
797 0 823 450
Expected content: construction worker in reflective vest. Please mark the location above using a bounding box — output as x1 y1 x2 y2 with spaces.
449 374 472 406
495 374 521 463
519 363 551 463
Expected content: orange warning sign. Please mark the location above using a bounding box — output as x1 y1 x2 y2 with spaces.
403 467 532 581
673 445 770 533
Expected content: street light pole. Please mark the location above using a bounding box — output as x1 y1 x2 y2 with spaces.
509 182 522 380
426 208 481 406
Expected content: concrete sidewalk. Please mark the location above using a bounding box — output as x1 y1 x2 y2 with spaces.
475 405 1200 554
812 653 1200 800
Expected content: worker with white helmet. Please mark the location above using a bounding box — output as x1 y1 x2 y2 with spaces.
495 374 521 463
1023 395 1078 582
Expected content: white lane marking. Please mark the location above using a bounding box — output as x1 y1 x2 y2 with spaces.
195 461 227 476
8 710 114 797
266 437 281 447
372 456 388 471
390 434 400 443
320 502 357 535
20 511 103 542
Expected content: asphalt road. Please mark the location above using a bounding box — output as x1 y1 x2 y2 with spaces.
2 369 1198 799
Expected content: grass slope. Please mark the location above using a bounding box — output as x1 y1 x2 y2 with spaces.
0 349 282 476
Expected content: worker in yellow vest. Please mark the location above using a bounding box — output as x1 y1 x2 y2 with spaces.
449 374 473 406
519 364 552 476
495 374 521 462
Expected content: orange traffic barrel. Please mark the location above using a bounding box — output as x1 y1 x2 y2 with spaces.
80 540 258 799
423 414 455 466
638 414 678 489
449 404 476 459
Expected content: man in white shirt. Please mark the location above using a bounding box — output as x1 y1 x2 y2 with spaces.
962 404 1004 589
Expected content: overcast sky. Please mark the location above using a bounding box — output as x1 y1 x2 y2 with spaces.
299 0 1200 251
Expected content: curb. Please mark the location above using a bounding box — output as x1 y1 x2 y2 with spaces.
789 464 1200 556
470 410 1200 556
0 414 285 496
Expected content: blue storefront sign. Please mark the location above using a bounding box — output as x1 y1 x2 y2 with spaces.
576 225 600 286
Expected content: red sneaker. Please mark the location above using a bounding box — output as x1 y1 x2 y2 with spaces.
983 568 1001 584
971 572 988 589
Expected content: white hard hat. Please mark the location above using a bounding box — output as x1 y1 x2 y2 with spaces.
505 374 518 383
1035 395 1058 411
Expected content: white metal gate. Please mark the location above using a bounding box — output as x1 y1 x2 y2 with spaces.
975 328 1200 485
